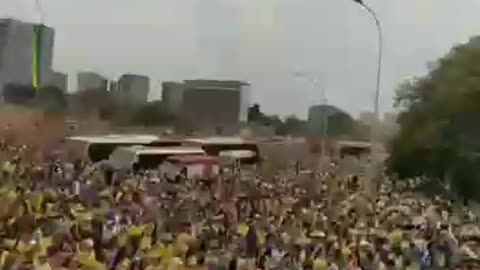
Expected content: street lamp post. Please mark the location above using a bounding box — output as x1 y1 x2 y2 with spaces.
293 72 328 168
352 0 383 205
352 0 383 151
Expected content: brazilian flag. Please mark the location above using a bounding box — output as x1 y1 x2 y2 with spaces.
32 24 43 90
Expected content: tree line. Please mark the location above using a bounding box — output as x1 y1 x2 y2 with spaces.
2 85 175 127
388 36 480 202
247 103 370 139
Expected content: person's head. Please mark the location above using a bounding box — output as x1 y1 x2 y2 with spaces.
16 186 24 195
197 254 205 265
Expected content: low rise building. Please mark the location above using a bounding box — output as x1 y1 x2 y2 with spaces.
47 71 67 91
115 74 150 104
77 72 108 91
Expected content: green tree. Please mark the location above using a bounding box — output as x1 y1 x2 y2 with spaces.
248 103 262 122
247 104 277 126
2 84 66 113
36 85 67 113
247 104 306 135
68 88 123 120
3 84 36 104
69 88 111 114
275 115 306 135
388 37 480 201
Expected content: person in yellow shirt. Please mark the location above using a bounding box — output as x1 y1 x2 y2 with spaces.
1 251 19 270
313 257 328 270
143 248 163 270
77 239 96 264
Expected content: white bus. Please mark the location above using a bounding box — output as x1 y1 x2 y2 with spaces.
65 134 182 162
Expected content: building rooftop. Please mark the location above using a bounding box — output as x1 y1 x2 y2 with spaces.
77 71 108 79
185 136 254 145
67 134 160 144
119 74 149 80
183 79 249 87
0 17 53 27
115 146 205 155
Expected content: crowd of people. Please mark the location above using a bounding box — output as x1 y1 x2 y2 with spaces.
0 143 478 270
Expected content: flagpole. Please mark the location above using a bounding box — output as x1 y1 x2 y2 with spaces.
33 0 44 91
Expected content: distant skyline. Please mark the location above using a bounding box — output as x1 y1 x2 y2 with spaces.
2 0 480 118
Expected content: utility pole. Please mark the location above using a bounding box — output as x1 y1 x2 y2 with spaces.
292 72 329 169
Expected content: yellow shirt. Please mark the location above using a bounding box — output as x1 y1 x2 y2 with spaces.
389 229 403 247
160 244 174 259
237 223 248 237
118 258 132 270
140 235 152 250
166 257 183 270
33 193 44 213
0 251 9 268
313 258 328 270
406 263 420 270
258 231 266 245
77 250 97 266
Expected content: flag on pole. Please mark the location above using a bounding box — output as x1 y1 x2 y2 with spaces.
32 24 43 90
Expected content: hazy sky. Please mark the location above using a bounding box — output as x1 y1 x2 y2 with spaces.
2 0 480 118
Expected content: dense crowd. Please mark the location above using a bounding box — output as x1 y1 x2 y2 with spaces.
0 145 478 270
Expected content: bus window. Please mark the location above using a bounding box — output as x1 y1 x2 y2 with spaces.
87 141 182 162
88 143 121 162
134 154 170 170
110 146 205 171
148 141 182 147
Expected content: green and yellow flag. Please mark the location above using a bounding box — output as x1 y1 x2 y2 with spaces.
32 24 43 90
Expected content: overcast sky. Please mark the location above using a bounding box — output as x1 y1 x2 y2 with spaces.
2 0 480 118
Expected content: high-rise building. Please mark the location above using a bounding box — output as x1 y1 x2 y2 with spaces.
47 71 67 91
77 72 108 91
162 79 251 126
115 74 150 104
0 19 55 94
161 81 184 114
